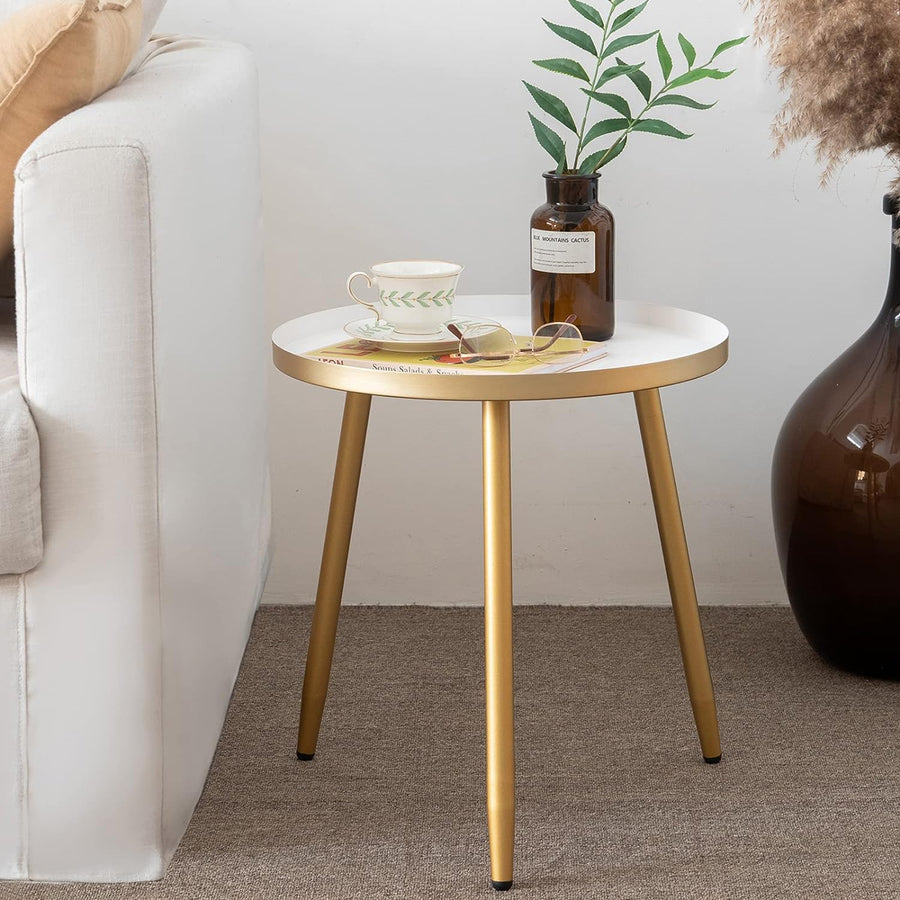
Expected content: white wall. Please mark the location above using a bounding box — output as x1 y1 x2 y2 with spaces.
160 0 893 606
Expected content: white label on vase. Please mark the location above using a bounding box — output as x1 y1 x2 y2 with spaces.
531 229 596 274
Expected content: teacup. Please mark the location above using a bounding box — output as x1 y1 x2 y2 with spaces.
347 260 463 335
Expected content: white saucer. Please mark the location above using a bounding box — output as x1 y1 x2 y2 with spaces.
343 316 490 352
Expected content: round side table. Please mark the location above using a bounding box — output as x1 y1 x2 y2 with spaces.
272 295 729 891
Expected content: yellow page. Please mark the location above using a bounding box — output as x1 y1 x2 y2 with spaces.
307 337 604 374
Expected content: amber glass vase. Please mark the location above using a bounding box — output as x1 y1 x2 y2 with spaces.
530 171 614 341
772 195 900 678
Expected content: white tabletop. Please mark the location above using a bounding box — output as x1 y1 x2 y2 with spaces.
272 295 729 402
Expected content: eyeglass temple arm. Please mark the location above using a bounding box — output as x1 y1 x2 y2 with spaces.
447 323 478 355
525 314 578 353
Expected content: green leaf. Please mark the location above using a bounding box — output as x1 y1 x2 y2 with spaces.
595 62 645 89
609 0 648 33
614 55 651 100
602 30 658 60
632 118 692 138
594 135 628 167
543 19 598 56
629 69 652 101
533 58 591 82
711 36 748 60
582 117 630 146
578 148 610 174
524 81 579 133
582 89 631 119
652 93 716 110
677 33 696 68
567 0 604 28
528 113 567 168
666 67 735 89
656 34 672 81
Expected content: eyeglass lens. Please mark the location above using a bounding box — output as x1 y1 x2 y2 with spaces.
457 324 517 366
530 323 584 357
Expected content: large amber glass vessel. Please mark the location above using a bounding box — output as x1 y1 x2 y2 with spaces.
772 196 900 678
530 172 614 342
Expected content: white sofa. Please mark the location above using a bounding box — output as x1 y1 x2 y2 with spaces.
0 37 271 881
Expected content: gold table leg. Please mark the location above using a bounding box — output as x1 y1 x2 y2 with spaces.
297 391 372 760
633 388 723 764
482 400 515 891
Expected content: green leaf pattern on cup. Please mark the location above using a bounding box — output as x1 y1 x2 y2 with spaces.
379 288 456 308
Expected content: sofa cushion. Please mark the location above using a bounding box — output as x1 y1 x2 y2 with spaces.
0 300 14 378
123 0 165 76
0 0 143 257
0 376 40 574
0 300 40 574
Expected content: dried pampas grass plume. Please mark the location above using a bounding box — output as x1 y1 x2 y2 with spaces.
750 0 900 199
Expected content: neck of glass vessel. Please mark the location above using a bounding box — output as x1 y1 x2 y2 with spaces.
544 172 599 207
883 195 900 318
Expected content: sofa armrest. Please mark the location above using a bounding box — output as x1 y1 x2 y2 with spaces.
10 38 269 880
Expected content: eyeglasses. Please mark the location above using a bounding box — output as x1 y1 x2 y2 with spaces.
447 315 585 367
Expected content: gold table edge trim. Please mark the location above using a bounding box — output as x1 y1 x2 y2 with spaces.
272 337 728 401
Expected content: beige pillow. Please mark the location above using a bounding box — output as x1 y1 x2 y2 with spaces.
0 0 163 73
0 0 142 256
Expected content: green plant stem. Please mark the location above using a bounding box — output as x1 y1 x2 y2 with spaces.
591 50 715 171
572 16 613 170
593 86 661 168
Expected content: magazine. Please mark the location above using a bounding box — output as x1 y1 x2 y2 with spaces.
304 337 608 376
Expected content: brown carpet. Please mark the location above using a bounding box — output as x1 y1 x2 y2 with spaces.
2 606 898 900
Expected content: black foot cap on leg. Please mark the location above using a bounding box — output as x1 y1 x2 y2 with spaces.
703 754 722 765
491 880 513 891
296 751 315 761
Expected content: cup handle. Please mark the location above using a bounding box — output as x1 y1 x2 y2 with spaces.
347 271 380 319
